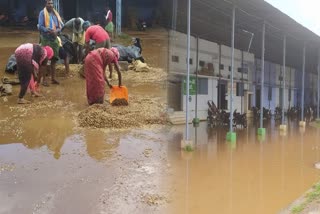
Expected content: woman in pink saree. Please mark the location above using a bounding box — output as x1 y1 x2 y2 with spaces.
84 47 121 105
15 44 53 104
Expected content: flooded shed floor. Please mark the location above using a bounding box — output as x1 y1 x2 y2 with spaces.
168 122 320 214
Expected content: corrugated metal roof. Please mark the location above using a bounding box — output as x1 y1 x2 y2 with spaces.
164 0 319 73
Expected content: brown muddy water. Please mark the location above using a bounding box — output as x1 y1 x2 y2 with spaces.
1 27 320 214
169 122 320 214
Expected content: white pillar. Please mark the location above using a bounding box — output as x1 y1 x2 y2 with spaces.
185 0 191 141
116 0 122 35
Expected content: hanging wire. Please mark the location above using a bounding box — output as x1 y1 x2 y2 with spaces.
178 1 287 44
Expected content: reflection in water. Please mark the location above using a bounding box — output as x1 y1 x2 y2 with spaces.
83 130 120 161
185 158 189 214
259 136 264 212
171 122 320 214
0 112 121 161
300 129 305 193
21 116 74 159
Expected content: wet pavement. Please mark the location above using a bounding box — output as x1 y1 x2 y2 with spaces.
1 27 320 214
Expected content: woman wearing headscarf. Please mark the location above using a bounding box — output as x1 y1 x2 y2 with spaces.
104 6 114 42
15 44 53 104
84 47 121 105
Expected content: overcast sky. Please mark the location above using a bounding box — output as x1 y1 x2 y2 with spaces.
265 0 320 36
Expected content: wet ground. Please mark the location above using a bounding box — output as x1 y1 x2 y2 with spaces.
0 27 172 214
1 27 320 214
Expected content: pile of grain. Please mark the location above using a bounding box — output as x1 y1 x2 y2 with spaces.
78 96 168 129
122 67 167 84
111 98 128 106
56 64 84 77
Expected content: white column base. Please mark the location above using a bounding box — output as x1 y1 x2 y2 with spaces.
181 140 194 150
279 124 287 131
299 121 306 127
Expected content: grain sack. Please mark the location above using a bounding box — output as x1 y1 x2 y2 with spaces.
129 60 150 72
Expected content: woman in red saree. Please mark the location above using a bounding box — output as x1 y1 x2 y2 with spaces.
84 47 121 105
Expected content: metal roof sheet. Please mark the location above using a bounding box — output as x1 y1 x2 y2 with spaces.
164 0 320 72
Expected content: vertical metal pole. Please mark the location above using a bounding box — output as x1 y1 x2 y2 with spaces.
318 48 320 119
55 0 60 14
76 0 80 17
241 51 244 114
301 44 306 121
219 45 222 109
195 36 199 119
282 36 286 125
58 0 60 14
185 0 191 140
229 5 235 132
289 68 292 108
172 0 178 30
248 33 253 53
54 0 57 11
116 0 122 35
268 63 271 109
260 22 265 129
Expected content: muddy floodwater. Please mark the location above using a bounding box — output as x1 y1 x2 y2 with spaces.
1 27 320 214
168 122 320 214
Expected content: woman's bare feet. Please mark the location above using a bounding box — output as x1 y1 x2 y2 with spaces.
17 98 31 104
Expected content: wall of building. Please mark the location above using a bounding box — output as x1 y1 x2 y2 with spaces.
168 30 255 119
181 77 218 120
168 30 317 120
254 59 296 111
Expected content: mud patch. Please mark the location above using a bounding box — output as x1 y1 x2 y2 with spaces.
143 148 153 158
9 99 74 116
141 193 168 206
0 99 74 140
78 96 168 129
0 162 15 174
